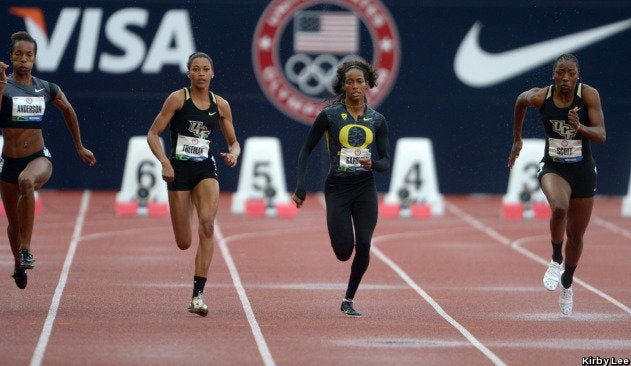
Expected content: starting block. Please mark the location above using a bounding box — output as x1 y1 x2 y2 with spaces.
147 201 169 217
502 139 549 219
243 200 298 218
379 202 400 217
623 163 631 217
232 137 293 217
532 202 551 219
114 201 138 216
501 203 523 220
501 202 551 220
244 199 267 217
410 203 432 218
379 202 432 219
115 136 169 217
275 203 298 218
382 138 444 218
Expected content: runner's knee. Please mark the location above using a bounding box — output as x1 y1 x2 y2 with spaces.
332 243 353 261
174 232 192 250
550 205 568 220
198 218 215 239
17 174 36 195
175 240 192 250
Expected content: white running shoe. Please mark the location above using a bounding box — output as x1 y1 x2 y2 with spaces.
559 286 573 315
188 293 208 317
543 260 562 291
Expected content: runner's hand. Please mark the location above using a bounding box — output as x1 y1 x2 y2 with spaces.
291 192 304 208
220 152 238 168
508 140 523 168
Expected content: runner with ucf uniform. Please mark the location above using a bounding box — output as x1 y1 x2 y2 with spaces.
538 83 596 197
509 53 606 315
168 87 220 190
147 51 240 317
536 82 597 316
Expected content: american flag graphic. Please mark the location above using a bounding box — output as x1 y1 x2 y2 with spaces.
293 11 359 54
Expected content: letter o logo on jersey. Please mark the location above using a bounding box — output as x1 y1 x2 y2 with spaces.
339 124 373 149
252 0 400 125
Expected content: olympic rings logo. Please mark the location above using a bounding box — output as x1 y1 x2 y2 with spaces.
253 0 400 125
284 54 365 96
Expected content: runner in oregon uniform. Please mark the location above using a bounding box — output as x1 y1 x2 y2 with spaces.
147 52 240 317
0 31 96 289
292 60 391 317
508 54 606 315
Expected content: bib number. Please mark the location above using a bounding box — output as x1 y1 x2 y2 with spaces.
12 96 46 122
548 138 582 163
175 134 210 161
340 148 371 172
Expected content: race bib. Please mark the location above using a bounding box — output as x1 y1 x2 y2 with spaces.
340 147 371 172
12 96 46 122
548 138 582 163
175 134 210 161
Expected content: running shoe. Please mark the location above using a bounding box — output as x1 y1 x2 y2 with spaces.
20 249 35 270
559 286 573 315
341 300 361 317
187 293 208 317
543 260 562 291
11 267 27 289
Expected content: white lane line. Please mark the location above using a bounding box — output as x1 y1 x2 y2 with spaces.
316 193 506 365
141 283 409 291
214 223 275 366
338 337 631 349
370 245 507 366
510 236 631 316
446 201 631 316
30 190 91 366
592 215 631 240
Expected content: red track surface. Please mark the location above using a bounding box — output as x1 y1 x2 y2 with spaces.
1 191 630 365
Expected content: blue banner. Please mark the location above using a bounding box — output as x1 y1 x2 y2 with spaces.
2 1 630 195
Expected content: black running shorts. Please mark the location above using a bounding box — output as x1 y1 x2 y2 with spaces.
0 148 53 184
537 157 597 198
167 156 218 191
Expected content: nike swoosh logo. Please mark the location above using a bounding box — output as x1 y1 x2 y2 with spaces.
363 117 372 121
209 112 217 116
454 18 631 88
35 88 44 92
